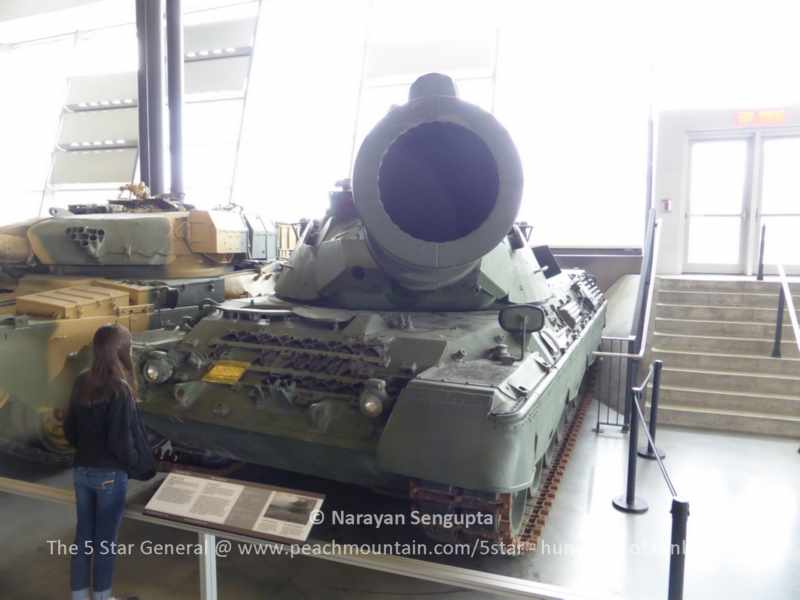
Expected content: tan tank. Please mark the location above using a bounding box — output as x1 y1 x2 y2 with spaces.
0 193 278 457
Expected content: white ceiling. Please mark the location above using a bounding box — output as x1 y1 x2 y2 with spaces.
0 0 104 23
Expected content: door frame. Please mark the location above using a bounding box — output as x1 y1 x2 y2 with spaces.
653 107 800 276
752 129 800 276
682 131 754 274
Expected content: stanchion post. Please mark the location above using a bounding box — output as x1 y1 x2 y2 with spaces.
613 390 648 514
668 498 690 600
772 288 785 358
199 532 218 600
639 359 666 460
622 339 637 433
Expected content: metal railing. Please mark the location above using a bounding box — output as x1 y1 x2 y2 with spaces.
594 209 662 431
593 336 634 430
611 359 688 600
757 224 766 282
771 264 800 359
754 223 798 357
0 476 608 600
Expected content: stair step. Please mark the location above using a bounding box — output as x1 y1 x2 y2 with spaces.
661 367 800 396
655 303 798 324
656 404 800 438
654 317 796 340
647 278 800 437
658 289 800 308
651 349 800 377
652 332 800 358
657 277 789 293
653 385 800 417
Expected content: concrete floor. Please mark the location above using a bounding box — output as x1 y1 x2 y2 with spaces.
1 406 798 600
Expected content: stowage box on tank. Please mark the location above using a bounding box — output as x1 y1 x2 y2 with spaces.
133 73 606 547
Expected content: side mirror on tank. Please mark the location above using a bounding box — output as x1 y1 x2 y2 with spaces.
498 304 546 361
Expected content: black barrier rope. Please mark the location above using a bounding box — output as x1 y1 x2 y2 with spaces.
638 361 666 461
632 388 676 498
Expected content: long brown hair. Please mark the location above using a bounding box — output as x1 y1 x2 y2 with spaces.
79 324 138 405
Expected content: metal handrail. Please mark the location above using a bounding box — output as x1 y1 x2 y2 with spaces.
593 216 662 360
772 264 800 357
757 224 766 281
632 362 656 394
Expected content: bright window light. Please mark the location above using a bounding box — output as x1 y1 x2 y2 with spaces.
4 0 800 248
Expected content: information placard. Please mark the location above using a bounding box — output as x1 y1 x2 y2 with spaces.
144 470 324 544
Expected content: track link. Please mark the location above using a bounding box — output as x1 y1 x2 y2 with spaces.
511 391 589 552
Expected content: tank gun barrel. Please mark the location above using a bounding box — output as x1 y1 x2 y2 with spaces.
352 73 523 291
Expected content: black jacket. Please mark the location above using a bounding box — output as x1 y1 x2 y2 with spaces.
63 373 141 473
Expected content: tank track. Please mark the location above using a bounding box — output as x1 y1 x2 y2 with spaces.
0 436 73 466
155 458 244 478
409 389 591 554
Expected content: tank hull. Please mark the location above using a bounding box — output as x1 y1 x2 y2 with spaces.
142 413 404 490
135 269 605 496
141 305 603 494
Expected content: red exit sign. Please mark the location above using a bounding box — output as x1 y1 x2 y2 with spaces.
736 109 785 126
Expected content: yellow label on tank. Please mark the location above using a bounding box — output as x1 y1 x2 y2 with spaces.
202 360 250 385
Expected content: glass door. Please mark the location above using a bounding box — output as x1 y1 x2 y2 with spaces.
758 137 800 274
684 139 751 273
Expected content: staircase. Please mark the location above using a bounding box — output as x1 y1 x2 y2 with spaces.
647 277 800 437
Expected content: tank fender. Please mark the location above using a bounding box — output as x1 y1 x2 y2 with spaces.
377 381 538 493
377 306 606 493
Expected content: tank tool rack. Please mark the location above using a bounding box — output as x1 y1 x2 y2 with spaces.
0 475 610 600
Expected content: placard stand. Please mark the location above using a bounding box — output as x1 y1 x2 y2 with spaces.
199 532 218 600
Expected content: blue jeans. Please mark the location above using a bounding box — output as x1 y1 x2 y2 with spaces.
71 467 128 600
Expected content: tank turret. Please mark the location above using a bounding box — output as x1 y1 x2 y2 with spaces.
274 73 549 309
26 199 274 278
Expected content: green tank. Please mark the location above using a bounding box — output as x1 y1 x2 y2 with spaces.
133 73 606 546
0 192 276 457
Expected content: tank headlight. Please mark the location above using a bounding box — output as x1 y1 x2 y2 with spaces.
359 378 389 418
360 395 384 418
143 358 173 384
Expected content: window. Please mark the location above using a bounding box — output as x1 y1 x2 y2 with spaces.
0 37 73 223
0 0 260 223
761 138 800 266
232 0 368 221
5 0 800 253
236 0 650 247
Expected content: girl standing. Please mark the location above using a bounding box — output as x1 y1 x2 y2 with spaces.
64 324 153 600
